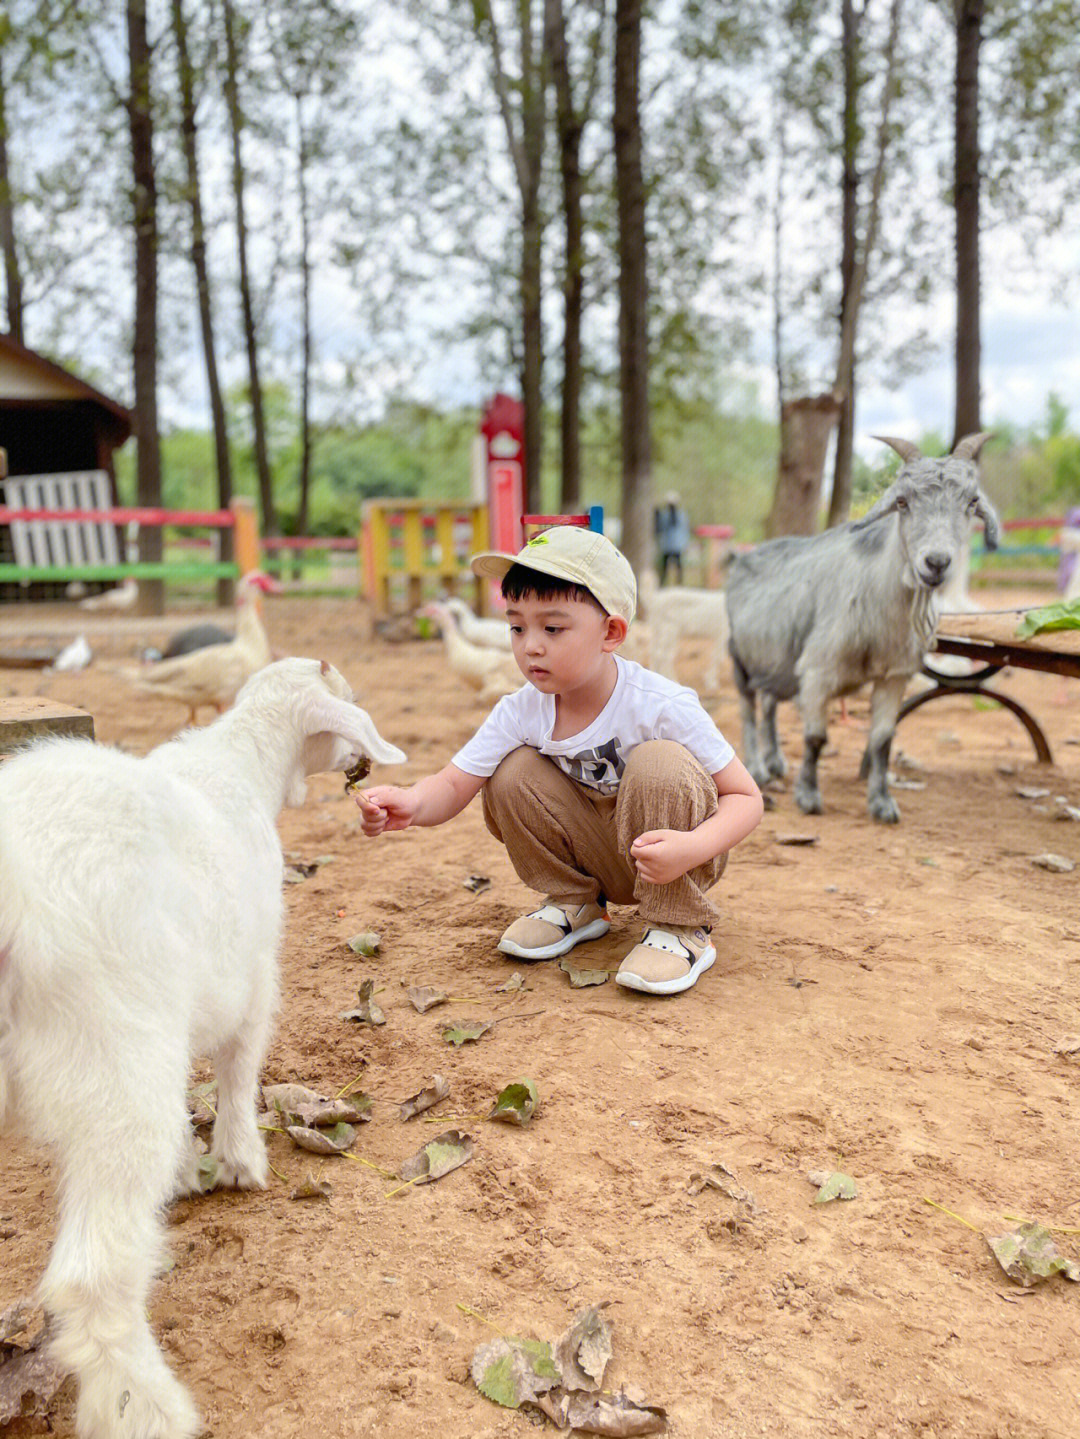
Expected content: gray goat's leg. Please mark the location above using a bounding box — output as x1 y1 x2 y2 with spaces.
760 693 787 780
794 684 829 814
864 674 909 823
732 658 769 785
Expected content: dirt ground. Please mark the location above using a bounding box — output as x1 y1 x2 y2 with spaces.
2 585 1080 1439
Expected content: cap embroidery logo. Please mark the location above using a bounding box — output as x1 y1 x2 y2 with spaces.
525 534 550 548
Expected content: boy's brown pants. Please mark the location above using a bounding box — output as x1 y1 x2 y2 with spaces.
481 741 726 928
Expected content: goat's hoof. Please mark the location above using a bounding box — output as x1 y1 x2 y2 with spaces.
211 1146 268 1191
869 796 901 823
794 786 823 815
76 1365 200 1439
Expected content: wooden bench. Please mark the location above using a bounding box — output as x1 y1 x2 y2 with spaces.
0 696 95 758
899 609 1080 765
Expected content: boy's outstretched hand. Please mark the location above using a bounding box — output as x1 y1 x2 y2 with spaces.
630 829 697 886
353 785 417 836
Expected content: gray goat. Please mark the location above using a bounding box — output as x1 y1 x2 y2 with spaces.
725 433 999 822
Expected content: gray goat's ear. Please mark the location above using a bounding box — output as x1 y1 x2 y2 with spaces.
975 492 1001 551
952 431 994 462
872 435 923 465
858 483 901 526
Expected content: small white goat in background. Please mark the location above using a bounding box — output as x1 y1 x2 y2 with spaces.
0 658 405 1439
638 568 729 692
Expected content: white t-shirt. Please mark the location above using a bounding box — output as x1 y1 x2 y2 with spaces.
451 655 735 796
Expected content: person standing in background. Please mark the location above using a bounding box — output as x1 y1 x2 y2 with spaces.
655 491 690 585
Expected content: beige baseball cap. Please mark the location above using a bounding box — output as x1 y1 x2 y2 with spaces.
471 525 637 624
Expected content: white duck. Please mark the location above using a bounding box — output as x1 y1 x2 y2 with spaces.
126 571 281 724
419 599 522 701
78 576 139 611
441 594 513 651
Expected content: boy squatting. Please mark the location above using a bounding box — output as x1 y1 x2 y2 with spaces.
353 526 763 997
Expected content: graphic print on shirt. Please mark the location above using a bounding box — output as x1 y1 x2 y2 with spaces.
557 737 624 794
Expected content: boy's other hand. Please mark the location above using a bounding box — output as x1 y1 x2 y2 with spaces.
353 784 415 835
630 829 694 886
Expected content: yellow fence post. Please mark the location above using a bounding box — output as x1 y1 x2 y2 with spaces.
360 498 489 619
230 496 261 576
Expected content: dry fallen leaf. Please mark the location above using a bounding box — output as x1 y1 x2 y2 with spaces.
0 1302 62 1426
471 1334 560 1409
496 971 526 993
286 1122 356 1155
463 873 492 893
346 931 381 956
687 1162 756 1210
408 985 449 1013
535 1386 668 1434
488 1078 539 1127
986 1221 1080 1287
341 978 386 1025
441 1018 493 1046
290 1176 332 1201
807 1169 858 1203
559 957 609 988
398 1129 474 1185
553 1303 612 1392
399 1074 451 1121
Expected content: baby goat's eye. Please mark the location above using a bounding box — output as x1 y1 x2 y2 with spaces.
966 495 980 513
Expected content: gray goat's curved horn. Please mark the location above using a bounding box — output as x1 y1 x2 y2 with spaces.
952 431 994 462
872 435 923 464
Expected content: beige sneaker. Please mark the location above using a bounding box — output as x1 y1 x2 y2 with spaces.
615 924 715 996
497 898 610 961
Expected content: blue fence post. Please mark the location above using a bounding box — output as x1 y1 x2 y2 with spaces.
588 504 604 534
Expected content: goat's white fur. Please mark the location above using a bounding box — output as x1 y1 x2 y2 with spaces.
638 569 728 691
0 658 404 1438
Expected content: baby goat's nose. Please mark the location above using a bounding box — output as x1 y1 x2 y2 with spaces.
922 551 951 580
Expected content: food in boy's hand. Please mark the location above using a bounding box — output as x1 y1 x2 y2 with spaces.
343 756 371 794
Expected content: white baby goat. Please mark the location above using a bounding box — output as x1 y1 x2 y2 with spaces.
639 568 729 692
0 658 405 1439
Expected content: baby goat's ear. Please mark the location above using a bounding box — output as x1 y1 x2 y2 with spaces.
303 691 406 765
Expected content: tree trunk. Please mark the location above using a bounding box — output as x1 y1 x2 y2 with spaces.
172 0 234 604
829 0 860 529
473 0 547 515
518 8 545 514
613 0 651 573
953 0 983 445
222 0 277 538
296 92 313 556
126 0 164 616
0 48 25 345
767 394 843 538
546 0 584 511
827 0 904 528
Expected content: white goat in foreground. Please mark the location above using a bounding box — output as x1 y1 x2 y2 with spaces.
0 659 405 1439
725 433 999 823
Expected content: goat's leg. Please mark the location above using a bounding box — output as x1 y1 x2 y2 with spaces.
864 674 908 823
209 970 275 1189
732 662 769 786
760 694 787 780
38 1046 200 1439
794 684 829 814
